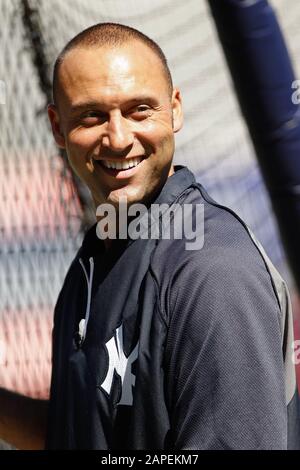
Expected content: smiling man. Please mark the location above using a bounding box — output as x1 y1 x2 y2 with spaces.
0 22 299 450
48 30 182 213
45 22 300 450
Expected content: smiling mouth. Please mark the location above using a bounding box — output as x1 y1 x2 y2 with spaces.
95 156 144 171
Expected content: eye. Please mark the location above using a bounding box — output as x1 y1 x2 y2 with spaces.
136 105 150 112
85 111 98 117
80 111 106 126
129 105 152 120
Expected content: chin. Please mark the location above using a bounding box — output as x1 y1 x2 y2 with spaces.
108 186 144 207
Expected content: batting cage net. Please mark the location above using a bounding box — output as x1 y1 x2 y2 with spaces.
0 0 299 398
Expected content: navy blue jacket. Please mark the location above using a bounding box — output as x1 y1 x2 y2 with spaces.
46 166 300 449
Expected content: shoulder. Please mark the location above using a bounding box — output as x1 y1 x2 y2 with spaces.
151 182 271 287
149 183 282 325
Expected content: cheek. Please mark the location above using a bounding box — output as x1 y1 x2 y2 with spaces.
151 132 175 163
138 121 174 152
66 128 100 151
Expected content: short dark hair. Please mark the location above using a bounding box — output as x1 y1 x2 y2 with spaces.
52 22 173 105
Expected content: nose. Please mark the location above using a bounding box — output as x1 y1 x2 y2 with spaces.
101 112 134 153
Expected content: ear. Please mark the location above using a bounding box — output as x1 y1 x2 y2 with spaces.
47 104 66 149
171 88 183 133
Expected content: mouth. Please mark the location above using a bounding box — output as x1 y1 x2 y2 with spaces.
93 155 146 179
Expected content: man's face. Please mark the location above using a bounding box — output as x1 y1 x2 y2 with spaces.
48 41 183 210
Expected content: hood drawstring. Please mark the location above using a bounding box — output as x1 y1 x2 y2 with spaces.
78 256 94 346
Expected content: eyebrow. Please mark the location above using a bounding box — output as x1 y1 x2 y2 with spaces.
69 95 159 115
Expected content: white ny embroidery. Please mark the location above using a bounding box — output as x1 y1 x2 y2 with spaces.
101 324 139 406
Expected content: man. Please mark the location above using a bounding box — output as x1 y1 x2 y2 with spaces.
1 22 300 449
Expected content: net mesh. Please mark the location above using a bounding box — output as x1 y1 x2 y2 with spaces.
0 0 299 398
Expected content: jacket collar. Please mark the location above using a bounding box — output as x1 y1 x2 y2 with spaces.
152 165 196 206
79 165 196 258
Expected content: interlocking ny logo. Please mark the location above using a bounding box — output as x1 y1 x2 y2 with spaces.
101 324 139 406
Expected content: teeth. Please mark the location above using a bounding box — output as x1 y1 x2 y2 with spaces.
101 157 142 170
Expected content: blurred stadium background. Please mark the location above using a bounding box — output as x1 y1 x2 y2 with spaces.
0 0 300 402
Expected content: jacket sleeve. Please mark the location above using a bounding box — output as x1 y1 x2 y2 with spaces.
164 246 288 450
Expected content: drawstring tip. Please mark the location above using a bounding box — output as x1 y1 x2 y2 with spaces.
74 318 86 349
79 318 86 339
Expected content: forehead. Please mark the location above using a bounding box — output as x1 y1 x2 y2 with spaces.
57 42 169 107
